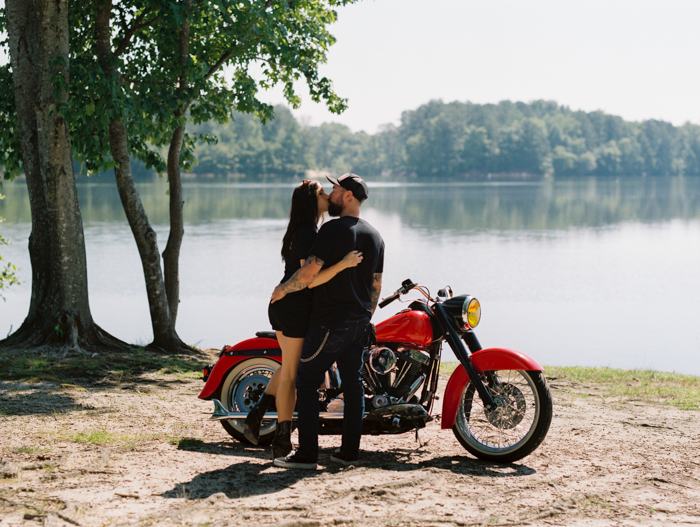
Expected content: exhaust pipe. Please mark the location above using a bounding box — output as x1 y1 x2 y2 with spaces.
210 399 352 421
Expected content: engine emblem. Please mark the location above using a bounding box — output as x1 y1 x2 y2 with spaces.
369 347 397 375
372 394 390 408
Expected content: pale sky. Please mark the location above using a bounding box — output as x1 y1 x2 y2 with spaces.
2 0 698 133
261 0 700 133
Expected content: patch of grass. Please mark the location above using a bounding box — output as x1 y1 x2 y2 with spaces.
74 430 116 445
176 437 206 450
0 347 210 385
13 445 50 454
440 361 459 375
545 366 700 410
68 429 156 448
578 494 612 510
40 427 160 449
439 363 700 410
157 367 203 379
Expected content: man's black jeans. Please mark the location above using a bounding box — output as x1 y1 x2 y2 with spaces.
295 318 369 462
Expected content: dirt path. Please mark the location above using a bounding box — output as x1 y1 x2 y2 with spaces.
1 358 699 526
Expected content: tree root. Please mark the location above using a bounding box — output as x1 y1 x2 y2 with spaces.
0 496 84 527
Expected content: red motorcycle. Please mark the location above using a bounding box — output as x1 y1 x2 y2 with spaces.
199 279 553 462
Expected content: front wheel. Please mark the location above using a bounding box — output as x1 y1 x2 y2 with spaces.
452 370 552 463
219 358 280 445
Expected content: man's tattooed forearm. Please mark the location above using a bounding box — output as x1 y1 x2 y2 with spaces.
369 273 382 314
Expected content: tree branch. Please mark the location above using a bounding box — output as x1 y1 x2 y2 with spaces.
113 9 159 59
178 0 192 91
204 49 237 81
116 4 129 33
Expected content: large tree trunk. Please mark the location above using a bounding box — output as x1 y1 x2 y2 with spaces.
2 0 126 352
95 0 190 353
163 6 191 325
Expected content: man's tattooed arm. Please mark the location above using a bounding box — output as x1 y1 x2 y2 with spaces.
369 272 383 315
270 255 325 303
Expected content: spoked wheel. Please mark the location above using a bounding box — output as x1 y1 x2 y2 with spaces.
219 358 280 445
452 370 553 463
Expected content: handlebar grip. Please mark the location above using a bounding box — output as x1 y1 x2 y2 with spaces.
378 294 398 309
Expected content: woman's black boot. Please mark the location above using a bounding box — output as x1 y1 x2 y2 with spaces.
243 392 275 445
270 421 293 460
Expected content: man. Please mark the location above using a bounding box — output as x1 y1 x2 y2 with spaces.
269 173 384 469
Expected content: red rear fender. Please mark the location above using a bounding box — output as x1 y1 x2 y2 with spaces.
198 338 281 400
440 348 543 429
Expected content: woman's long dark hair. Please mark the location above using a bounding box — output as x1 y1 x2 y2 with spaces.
281 180 321 260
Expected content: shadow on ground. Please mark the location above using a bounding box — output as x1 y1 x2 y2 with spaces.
164 441 536 500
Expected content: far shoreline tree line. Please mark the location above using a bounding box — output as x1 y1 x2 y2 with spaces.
127 99 700 181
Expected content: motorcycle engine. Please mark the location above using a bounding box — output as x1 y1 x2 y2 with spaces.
361 344 430 406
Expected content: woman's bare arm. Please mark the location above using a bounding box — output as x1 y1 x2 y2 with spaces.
308 250 363 289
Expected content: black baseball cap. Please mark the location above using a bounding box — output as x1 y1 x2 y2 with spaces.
326 173 369 202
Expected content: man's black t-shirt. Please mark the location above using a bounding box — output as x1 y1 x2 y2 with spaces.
308 216 384 326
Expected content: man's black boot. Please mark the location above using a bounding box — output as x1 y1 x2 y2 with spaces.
270 420 293 460
243 392 275 445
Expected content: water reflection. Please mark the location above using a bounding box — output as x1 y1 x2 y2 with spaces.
2 176 700 231
2 176 700 375
369 177 700 232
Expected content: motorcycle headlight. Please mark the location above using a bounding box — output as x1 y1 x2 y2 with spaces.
462 296 481 328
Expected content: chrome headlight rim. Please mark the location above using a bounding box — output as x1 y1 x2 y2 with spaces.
461 296 481 329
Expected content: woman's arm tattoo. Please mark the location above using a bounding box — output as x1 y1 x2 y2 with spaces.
281 256 325 293
307 255 325 267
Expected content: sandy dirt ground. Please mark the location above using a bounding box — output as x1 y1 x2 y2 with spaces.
1 354 700 527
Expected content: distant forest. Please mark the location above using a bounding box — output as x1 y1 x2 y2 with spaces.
134 100 700 180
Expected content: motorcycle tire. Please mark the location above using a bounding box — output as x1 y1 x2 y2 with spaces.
452 370 553 463
219 358 280 445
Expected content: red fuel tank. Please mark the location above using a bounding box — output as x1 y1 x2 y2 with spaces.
375 309 433 348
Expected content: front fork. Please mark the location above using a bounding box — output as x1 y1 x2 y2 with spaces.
432 303 496 409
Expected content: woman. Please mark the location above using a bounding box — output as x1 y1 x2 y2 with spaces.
243 180 362 459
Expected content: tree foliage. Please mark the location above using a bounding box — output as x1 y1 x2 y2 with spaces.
64 0 353 177
2 0 356 177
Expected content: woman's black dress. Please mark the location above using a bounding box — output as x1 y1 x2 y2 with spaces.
268 222 317 338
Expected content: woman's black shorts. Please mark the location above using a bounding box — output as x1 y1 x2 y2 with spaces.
268 291 312 339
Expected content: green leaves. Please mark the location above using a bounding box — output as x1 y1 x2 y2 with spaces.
60 0 359 176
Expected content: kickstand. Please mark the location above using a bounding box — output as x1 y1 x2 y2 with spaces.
415 428 428 449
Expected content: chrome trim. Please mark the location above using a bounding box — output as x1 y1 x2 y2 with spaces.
210 399 365 420
399 374 425 403
398 347 430 365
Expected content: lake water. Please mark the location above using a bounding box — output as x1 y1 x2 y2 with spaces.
1 176 700 375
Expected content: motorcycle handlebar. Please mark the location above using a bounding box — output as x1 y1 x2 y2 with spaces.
378 279 416 309
378 293 399 309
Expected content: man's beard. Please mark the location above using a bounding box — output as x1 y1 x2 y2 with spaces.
328 200 343 217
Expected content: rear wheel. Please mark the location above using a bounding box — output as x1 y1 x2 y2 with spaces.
452 370 552 463
219 358 280 445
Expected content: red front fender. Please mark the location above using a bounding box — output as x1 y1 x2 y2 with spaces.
198 337 281 400
440 348 543 429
